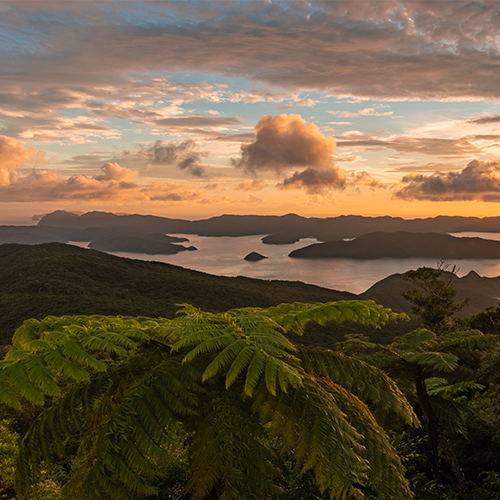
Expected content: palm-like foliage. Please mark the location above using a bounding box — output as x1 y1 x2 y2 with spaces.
339 327 500 495
0 300 416 500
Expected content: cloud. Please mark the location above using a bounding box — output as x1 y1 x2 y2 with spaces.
203 183 224 192
467 114 500 125
142 140 208 177
141 181 201 202
0 135 37 185
350 171 386 190
94 162 138 182
389 161 463 173
394 159 500 201
232 114 336 174
206 133 255 143
336 133 481 156
0 164 141 202
276 167 346 195
0 137 202 203
0 165 201 203
3 1 500 101
328 108 393 117
7 114 121 144
234 179 268 191
155 115 241 129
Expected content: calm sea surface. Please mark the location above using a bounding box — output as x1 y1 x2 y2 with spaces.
70 231 500 295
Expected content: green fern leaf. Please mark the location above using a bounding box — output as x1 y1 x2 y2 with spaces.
24 356 61 397
0 370 21 409
8 363 45 406
404 351 458 372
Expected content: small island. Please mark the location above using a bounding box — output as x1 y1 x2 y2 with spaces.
244 252 268 261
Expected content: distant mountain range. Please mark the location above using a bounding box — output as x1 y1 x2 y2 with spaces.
3 210 500 258
1 243 500 348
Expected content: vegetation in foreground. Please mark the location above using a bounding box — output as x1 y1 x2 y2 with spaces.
1 262 500 499
0 300 415 499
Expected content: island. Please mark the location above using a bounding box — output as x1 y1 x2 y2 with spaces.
244 252 268 261
289 232 500 259
89 233 196 255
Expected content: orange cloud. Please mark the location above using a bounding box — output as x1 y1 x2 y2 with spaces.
234 179 268 191
232 114 336 174
0 135 37 186
351 171 386 190
394 159 500 201
0 139 201 204
94 162 138 182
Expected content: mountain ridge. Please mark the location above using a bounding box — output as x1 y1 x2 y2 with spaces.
3 211 500 256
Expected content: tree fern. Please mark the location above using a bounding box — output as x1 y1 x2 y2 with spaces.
3 301 415 500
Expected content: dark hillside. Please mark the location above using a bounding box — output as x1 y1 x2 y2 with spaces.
361 270 500 317
0 243 375 346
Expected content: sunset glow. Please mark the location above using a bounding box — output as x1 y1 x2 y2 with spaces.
2 0 500 221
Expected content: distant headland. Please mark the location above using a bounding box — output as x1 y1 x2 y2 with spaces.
2 210 500 258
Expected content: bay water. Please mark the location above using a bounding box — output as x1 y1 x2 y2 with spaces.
70 231 500 295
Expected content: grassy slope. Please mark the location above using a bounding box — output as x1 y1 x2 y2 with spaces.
1 242 410 347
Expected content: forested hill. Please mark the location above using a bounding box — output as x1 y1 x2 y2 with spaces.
289 232 500 259
0 242 365 346
361 269 500 317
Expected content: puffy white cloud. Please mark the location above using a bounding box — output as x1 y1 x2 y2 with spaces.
232 114 336 174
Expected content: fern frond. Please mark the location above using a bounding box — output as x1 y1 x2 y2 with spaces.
403 351 458 372
8 363 45 405
17 349 198 500
438 329 500 350
42 349 90 381
397 328 438 351
425 377 484 397
24 356 61 397
252 375 369 497
260 300 408 335
0 370 21 408
324 380 413 500
428 395 472 436
187 389 282 500
298 346 418 426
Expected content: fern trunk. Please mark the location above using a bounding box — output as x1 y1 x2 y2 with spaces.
415 368 469 495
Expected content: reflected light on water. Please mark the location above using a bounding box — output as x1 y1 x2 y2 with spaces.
77 233 500 295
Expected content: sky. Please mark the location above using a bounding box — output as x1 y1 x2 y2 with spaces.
2 0 500 222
